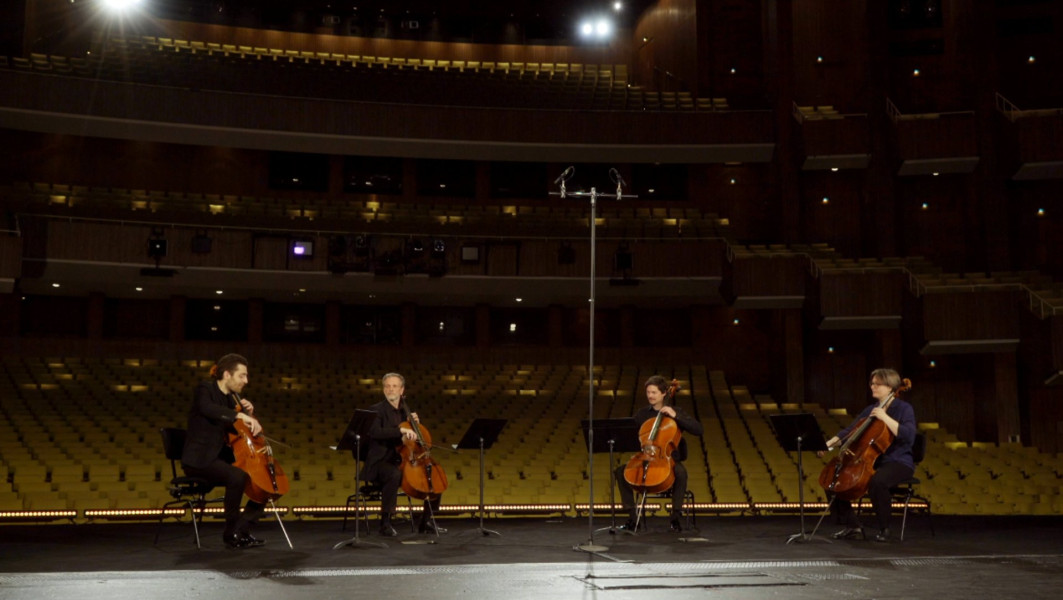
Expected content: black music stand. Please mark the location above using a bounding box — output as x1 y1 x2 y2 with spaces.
768 412 830 544
455 418 507 537
332 409 387 550
578 418 640 536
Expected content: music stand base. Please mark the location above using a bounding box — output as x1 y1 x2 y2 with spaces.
786 531 830 544
332 536 388 550
574 542 610 553
596 525 635 536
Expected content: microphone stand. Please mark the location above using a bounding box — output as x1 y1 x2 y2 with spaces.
551 168 638 555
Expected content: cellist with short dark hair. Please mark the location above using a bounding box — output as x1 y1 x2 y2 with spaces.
181 353 267 549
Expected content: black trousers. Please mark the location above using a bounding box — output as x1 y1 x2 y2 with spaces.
368 461 439 519
183 459 265 535
832 460 914 531
614 461 689 520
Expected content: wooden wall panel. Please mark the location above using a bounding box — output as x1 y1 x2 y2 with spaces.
922 291 1021 342
728 255 806 299
895 113 978 160
0 236 20 280
790 0 871 111
1029 388 1063 454
798 116 871 160
632 0 698 92
818 272 904 318
43 221 268 270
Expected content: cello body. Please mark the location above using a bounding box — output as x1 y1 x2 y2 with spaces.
623 413 681 493
818 415 894 501
623 379 682 494
397 416 449 501
228 396 289 504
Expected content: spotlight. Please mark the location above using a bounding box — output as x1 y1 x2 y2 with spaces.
147 238 168 259
579 17 615 40
290 239 314 258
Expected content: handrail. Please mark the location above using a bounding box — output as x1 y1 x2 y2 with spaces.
995 92 1021 122
885 97 901 123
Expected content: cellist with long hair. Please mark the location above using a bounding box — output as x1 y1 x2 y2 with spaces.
818 368 917 542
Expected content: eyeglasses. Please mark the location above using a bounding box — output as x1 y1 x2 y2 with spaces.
869 381 888 387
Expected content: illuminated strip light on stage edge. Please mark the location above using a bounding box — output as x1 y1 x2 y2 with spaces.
0 510 78 519
82 506 289 519
289 504 572 515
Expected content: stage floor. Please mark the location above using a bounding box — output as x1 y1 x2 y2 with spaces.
2 514 1062 599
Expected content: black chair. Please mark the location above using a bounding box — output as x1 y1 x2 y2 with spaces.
154 427 222 548
644 488 696 531
889 431 934 541
342 481 415 533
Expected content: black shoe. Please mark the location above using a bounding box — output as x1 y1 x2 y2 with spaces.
240 533 266 547
873 528 891 542
418 519 447 535
669 519 683 532
831 527 865 540
379 522 397 537
618 519 640 532
223 532 250 549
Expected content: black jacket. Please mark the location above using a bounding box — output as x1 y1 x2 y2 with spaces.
181 380 239 469
362 399 407 481
631 404 704 463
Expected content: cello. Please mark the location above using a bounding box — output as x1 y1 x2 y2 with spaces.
623 379 682 494
397 397 449 501
818 378 912 501
228 393 290 504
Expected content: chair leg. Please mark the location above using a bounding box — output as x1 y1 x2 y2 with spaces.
684 490 696 531
189 499 202 548
342 494 354 532
900 493 911 542
154 498 202 548
405 494 416 533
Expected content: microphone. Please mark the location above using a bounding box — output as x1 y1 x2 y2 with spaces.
553 166 575 185
609 168 624 199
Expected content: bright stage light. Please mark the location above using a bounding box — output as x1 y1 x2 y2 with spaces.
101 0 143 12
578 17 615 41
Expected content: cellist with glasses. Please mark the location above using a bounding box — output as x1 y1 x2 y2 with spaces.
615 375 704 532
818 368 917 542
